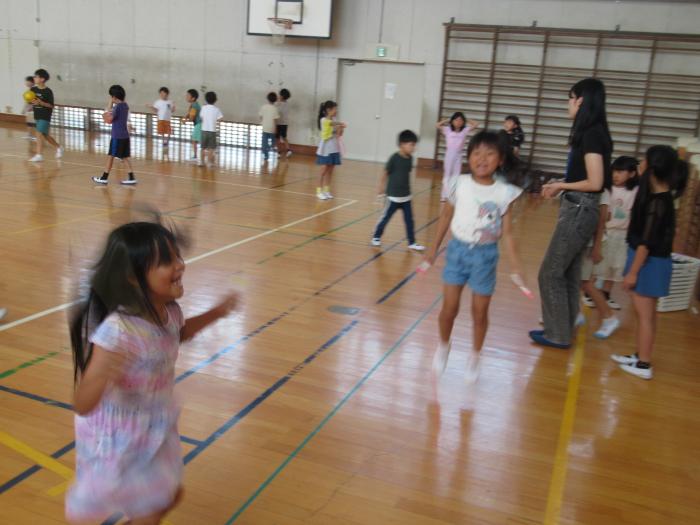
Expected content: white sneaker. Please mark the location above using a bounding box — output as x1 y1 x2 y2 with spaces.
575 312 586 327
29 154 43 162
197 160 205 167
92 176 108 185
408 243 425 252
286 150 293 158
582 294 595 308
317 192 328 201
594 316 620 339
324 192 334 200
610 353 638 365
0 308 7 321
371 238 381 247
120 178 137 185
464 350 481 385
432 341 451 378
607 298 622 310
619 362 653 380
55 147 63 159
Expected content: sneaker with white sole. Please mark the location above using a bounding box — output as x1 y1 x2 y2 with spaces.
408 243 425 252
324 192 334 200
286 150 293 158
0 307 7 321
575 312 586 327
29 154 43 162
55 147 63 159
432 340 451 378
464 350 481 385
92 176 108 185
582 294 595 308
619 362 653 380
317 192 328 201
610 352 638 365
607 298 621 310
121 178 137 185
594 316 620 339
371 238 381 247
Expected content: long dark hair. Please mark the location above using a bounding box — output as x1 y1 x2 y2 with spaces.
69 222 182 383
449 111 466 132
568 78 612 151
631 145 688 230
318 100 337 129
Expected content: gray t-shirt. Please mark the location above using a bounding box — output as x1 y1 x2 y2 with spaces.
385 152 412 199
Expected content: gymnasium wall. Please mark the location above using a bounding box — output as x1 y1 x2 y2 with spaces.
1 0 699 159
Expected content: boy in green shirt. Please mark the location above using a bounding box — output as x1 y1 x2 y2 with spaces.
29 68 63 162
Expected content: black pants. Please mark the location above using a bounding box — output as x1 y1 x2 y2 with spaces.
373 199 415 245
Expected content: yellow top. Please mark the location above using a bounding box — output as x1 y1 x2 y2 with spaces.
320 118 334 141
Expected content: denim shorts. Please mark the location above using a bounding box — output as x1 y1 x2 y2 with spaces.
624 248 672 297
316 152 341 165
442 239 499 295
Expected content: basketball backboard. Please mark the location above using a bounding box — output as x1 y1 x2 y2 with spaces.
247 0 334 39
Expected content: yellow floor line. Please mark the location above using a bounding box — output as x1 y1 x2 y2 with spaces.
543 323 587 525
0 431 73 481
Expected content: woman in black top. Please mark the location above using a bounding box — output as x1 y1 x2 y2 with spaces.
610 145 688 380
529 78 612 348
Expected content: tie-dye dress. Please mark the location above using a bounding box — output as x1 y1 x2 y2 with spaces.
66 303 184 522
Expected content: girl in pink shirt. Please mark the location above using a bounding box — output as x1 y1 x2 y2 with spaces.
437 112 479 201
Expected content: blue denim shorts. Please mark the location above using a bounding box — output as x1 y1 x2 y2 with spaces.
316 152 341 165
442 239 499 295
624 248 672 297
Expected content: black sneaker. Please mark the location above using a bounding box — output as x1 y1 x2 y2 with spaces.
92 176 108 185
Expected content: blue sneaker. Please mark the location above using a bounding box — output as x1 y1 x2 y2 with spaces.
529 330 571 349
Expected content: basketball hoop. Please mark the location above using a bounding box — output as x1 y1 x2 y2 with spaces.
267 17 294 45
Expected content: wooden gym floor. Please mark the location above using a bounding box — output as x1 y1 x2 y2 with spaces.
0 124 698 525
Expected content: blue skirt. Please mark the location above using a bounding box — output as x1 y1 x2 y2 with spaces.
624 248 672 297
316 152 341 165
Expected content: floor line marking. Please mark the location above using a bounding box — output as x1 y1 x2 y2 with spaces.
543 324 587 525
0 431 73 480
0 350 62 379
0 200 357 332
223 294 443 523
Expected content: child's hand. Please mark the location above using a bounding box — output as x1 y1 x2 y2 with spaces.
214 293 239 318
424 251 437 266
541 182 562 199
591 246 603 264
622 272 637 291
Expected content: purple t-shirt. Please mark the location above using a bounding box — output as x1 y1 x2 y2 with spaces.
111 102 129 139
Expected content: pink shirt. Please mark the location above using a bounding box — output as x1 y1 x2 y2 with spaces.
441 125 473 151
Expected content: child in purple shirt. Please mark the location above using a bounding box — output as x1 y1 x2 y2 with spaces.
93 85 137 185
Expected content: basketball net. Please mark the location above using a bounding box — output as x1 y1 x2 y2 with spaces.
267 18 293 45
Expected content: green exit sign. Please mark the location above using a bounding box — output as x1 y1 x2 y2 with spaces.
376 46 387 57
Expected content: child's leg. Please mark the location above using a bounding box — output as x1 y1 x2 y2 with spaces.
192 140 198 157
123 158 135 178
581 280 613 320
34 129 44 154
44 133 60 148
400 201 416 245
602 280 614 293
471 293 492 353
104 156 115 174
438 284 465 344
632 292 657 363
373 200 399 239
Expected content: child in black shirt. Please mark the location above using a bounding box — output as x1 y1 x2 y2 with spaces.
611 145 688 380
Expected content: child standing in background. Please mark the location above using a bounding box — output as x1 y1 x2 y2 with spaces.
371 130 425 252
92 85 136 185
199 91 223 168
184 89 202 162
316 100 346 201
23 76 36 140
436 112 479 202
611 146 688 380
276 88 292 158
148 87 175 147
594 156 639 310
259 92 280 162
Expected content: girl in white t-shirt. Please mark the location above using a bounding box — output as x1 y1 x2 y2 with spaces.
425 131 524 384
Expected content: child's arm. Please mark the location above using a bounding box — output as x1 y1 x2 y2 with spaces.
500 204 524 277
425 202 455 265
73 346 131 415
377 169 388 196
435 118 449 130
591 203 608 264
180 293 238 342
467 119 480 130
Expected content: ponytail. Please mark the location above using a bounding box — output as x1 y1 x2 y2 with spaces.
672 158 689 198
317 100 338 129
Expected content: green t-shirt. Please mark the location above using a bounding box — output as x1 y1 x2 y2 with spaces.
190 101 201 125
32 86 54 121
385 152 412 198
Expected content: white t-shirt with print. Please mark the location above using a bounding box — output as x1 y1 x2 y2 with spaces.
200 104 224 132
607 186 637 231
259 104 280 133
447 175 522 244
153 99 173 121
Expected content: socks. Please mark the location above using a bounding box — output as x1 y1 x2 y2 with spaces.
323 186 331 194
127 172 135 180
636 360 651 369
316 187 323 194
100 172 109 181
603 291 611 300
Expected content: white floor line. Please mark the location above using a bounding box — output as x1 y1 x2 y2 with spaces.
0 199 357 332
0 155 349 200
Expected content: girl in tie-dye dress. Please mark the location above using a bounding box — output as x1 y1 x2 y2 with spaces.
67 222 237 524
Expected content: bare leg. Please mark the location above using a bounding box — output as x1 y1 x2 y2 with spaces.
439 284 465 343
471 293 492 353
602 280 614 293
582 280 612 321
104 156 115 174
632 292 657 362
34 129 44 155
44 133 60 148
